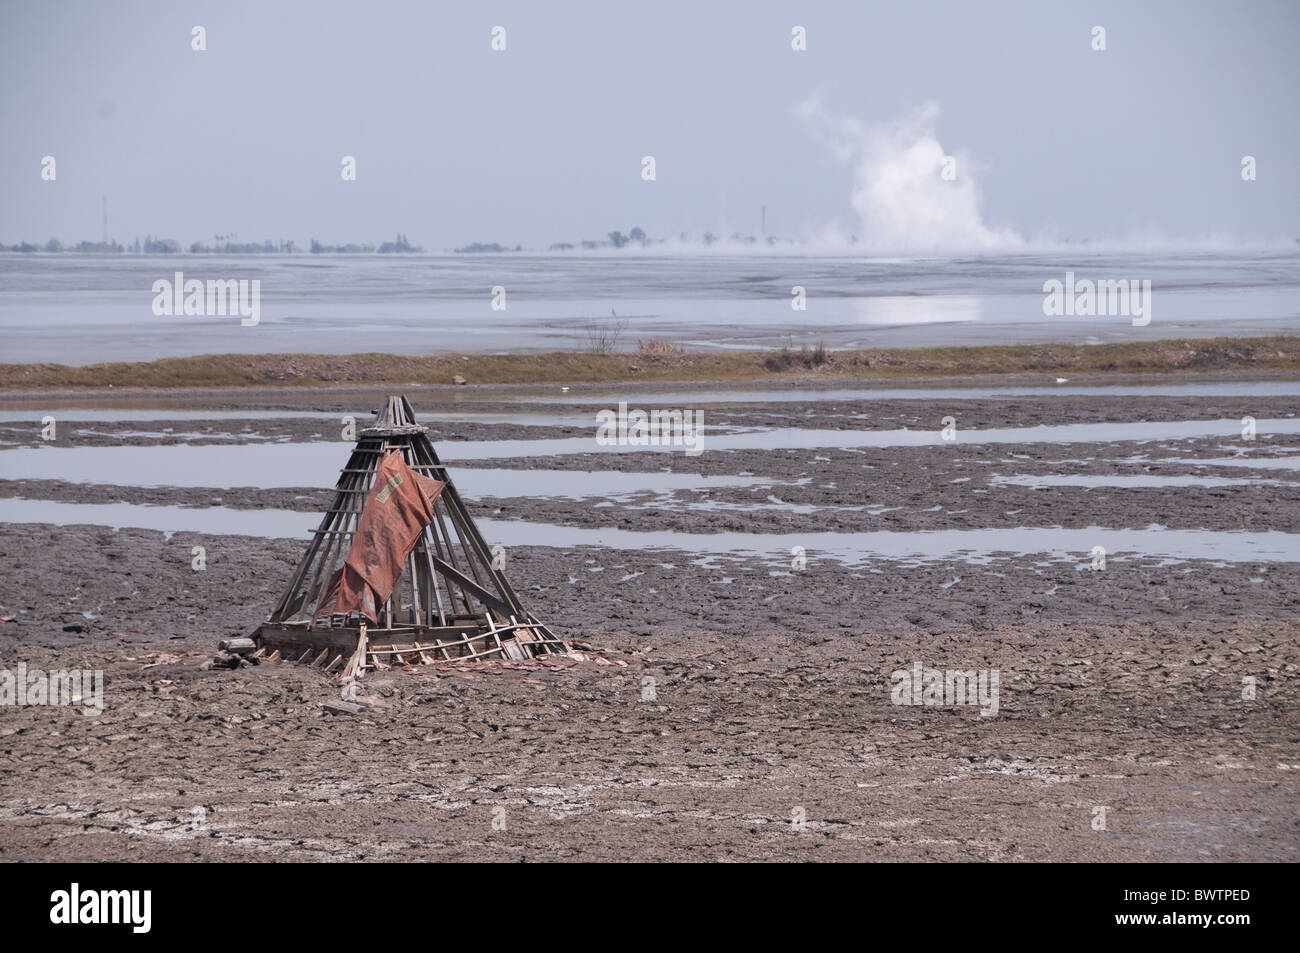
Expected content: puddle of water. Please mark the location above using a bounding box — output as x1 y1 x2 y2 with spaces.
78 429 297 442
1 497 1296 567
0 409 337 423
454 418 1300 455
0 498 315 538
1150 455 1300 471
482 522 1300 567
6 418 1300 487
465 469 782 499
991 474 1300 489
0 444 787 496
0 408 599 428
0 442 355 487
625 498 859 516
524 381 1300 405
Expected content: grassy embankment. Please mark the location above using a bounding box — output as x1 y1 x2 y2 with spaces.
1 336 1298 390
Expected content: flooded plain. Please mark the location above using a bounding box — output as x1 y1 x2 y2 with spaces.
2 372 1299 864
2 377 1298 572
4 251 1299 363
3 496 1296 570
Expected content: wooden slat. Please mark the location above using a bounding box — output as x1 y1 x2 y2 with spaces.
430 556 513 617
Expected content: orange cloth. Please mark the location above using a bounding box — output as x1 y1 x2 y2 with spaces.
316 452 444 622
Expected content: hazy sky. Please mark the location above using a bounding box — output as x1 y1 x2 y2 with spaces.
2 0 1297 250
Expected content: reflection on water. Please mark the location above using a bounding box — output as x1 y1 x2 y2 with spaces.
451 469 782 499
0 444 795 493
528 380 1300 405
0 408 601 428
991 473 1300 489
4 251 1298 363
0 496 1295 566
473 520 1300 567
0 409 336 423
1148 455 1300 471
0 498 315 538
853 294 980 325
2 418 1299 485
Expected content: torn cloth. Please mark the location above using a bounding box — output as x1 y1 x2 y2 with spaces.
316 452 444 622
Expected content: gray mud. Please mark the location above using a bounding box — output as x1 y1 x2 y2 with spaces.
1 378 1297 861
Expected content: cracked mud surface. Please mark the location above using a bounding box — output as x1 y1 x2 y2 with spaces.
1 615 1296 862
0 378 1297 861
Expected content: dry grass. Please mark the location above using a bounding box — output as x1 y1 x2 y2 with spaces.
636 337 687 357
764 341 829 371
1 337 1298 391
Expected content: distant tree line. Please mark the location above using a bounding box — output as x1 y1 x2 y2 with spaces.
542 226 786 251
2 232 423 254
454 242 523 253
2 238 125 253
544 226 649 252
3 226 793 255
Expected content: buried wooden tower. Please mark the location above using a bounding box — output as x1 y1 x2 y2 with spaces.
251 395 566 675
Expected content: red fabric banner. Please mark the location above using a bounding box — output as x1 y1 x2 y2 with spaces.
316 452 444 623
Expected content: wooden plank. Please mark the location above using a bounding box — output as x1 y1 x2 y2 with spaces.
430 556 513 617
342 630 368 681
258 624 360 652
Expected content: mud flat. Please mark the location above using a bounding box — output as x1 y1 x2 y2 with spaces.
0 376 1297 861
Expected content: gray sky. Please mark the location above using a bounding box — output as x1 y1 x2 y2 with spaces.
2 0 1297 250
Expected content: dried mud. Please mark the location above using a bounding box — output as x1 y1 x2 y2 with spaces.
0 380 1297 861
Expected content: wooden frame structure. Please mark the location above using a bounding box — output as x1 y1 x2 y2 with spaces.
252 396 566 675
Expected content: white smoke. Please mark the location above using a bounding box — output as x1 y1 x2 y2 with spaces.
799 98 1023 254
